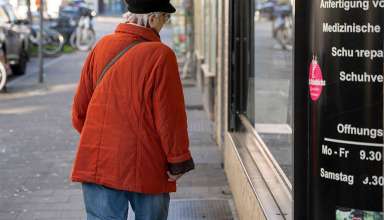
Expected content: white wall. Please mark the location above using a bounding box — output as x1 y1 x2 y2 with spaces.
46 0 63 18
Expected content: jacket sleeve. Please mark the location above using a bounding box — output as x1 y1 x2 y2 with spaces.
153 49 195 175
72 49 95 133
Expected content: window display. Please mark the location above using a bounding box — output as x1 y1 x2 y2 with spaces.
246 0 293 181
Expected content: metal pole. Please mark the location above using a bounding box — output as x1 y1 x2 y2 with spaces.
38 0 44 83
26 0 32 23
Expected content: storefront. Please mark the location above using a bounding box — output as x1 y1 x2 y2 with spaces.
193 0 384 219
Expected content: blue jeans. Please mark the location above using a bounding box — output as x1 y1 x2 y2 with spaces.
82 183 170 220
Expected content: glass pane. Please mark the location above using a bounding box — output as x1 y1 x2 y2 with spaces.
204 0 210 61
209 0 217 73
194 0 203 56
246 0 293 182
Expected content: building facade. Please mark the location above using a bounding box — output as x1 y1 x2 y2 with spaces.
193 0 293 218
8 0 63 18
193 0 384 219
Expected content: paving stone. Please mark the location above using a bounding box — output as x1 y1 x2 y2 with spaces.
60 210 85 219
177 164 228 188
189 132 216 146
0 212 17 220
16 210 60 220
168 199 234 220
184 87 204 107
171 186 232 200
190 147 223 164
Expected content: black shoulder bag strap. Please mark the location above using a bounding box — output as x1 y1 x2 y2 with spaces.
95 39 144 88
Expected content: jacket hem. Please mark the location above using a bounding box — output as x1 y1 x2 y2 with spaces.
71 175 176 194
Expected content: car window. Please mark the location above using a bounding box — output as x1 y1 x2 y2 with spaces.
0 7 9 24
3 5 17 23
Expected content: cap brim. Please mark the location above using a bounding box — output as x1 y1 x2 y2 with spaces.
162 3 176 13
151 3 176 13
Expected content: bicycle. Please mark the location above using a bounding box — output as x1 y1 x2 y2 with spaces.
69 15 96 51
28 22 65 56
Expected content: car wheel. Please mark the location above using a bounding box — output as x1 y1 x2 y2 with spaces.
0 61 7 92
11 47 28 76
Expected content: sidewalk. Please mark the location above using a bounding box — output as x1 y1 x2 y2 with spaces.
0 19 236 220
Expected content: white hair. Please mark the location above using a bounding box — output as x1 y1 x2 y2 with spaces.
123 11 163 27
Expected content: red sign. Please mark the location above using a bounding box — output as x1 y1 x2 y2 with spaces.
308 56 326 101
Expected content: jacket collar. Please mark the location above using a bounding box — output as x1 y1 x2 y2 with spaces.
115 23 161 42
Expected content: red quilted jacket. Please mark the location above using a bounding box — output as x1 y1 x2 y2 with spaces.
71 23 194 194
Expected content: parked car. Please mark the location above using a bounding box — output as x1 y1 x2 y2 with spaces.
0 1 30 75
0 31 14 91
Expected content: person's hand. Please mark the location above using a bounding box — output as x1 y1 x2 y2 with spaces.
167 171 183 182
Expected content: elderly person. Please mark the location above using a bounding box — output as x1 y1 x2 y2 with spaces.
70 0 195 219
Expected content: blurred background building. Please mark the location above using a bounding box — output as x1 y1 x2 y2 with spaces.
7 0 123 18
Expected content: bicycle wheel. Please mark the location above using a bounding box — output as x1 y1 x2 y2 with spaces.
69 32 77 49
76 29 96 51
42 29 65 56
0 61 7 92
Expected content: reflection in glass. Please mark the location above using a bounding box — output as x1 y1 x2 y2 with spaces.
246 0 293 182
204 1 210 63
209 0 217 73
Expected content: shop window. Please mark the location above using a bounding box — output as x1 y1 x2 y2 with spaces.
209 0 217 74
246 0 294 182
198 0 217 75
193 0 205 59
203 0 210 63
198 0 204 58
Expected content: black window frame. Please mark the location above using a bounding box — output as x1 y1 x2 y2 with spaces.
228 0 253 131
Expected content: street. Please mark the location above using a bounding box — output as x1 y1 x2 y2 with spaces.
0 17 236 220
